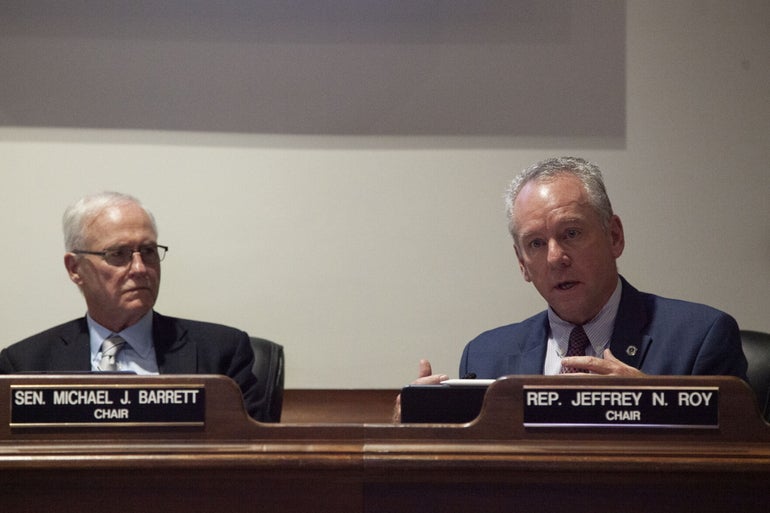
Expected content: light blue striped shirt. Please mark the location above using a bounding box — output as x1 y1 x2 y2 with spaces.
544 278 622 375
88 310 159 375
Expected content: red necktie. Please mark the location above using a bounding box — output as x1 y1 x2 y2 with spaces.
561 325 589 374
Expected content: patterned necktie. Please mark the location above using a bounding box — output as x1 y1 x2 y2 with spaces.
98 335 127 371
561 325 590 374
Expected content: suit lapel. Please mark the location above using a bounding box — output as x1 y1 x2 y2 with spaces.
152 312 196 373
54 318 92 371
55 317 91 371
510 313 549 374
610 278 652 369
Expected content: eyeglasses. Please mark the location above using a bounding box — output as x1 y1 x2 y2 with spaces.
72 244 168 266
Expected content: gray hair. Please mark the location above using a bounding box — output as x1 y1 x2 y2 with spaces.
62 191 157 251
505 156 614 243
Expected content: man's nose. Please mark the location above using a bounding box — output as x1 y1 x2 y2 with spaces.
128 251 148 272
547 240 570 267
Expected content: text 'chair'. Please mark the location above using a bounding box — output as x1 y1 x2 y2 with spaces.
250 337 285 423
740 330 770 422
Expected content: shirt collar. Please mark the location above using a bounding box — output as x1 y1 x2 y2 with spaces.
547 277 622 355
87 310 155 359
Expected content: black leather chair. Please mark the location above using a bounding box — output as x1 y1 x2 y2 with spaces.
249 337 285 423
740 330 770 422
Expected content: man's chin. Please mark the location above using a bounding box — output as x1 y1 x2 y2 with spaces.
547 295 591 324
123 288 156 301
122 295 156 313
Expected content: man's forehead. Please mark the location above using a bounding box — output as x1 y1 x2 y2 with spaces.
513 196 596 242
83 204 156 240
517 212 588 236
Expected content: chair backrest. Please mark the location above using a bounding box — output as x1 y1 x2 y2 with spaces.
249 337 285 423
740 330 770 422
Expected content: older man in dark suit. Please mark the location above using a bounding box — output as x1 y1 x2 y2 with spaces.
0 191 275 422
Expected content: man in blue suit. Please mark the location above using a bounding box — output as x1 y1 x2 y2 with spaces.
412 156 747 387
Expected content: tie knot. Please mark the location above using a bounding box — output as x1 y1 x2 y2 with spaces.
99 335 127 371
567 325 590 355
561 325 590 374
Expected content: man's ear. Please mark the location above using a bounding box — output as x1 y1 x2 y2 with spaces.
64 253 83 286
514 244 531 282
609 214 625 259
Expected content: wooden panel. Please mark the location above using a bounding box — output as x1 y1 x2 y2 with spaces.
282 389 399 423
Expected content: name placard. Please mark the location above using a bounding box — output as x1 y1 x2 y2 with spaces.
10 384 206 428
523 385 719 429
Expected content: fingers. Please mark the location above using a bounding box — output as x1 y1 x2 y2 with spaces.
394 359 449 422
392 394 402 423
412 373 448 385
418 359 433 378
412 359 448 384
561 349 645 376
561 355 612 374
598 348 645 376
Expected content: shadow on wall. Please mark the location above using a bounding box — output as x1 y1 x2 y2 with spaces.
0 0 625 138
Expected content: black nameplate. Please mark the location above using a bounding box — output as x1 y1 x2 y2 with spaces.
523 386 719 429
10 384 206 428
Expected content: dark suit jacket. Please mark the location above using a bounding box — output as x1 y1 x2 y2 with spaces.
460 277 748 381
0 312 274 422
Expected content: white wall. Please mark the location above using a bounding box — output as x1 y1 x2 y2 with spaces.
1 1 768 389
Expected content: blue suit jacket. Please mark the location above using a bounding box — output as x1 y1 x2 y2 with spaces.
0 312 273 422
460 277 748 381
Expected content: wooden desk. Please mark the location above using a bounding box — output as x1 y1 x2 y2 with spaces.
282 389 398 423
1 375 769 512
